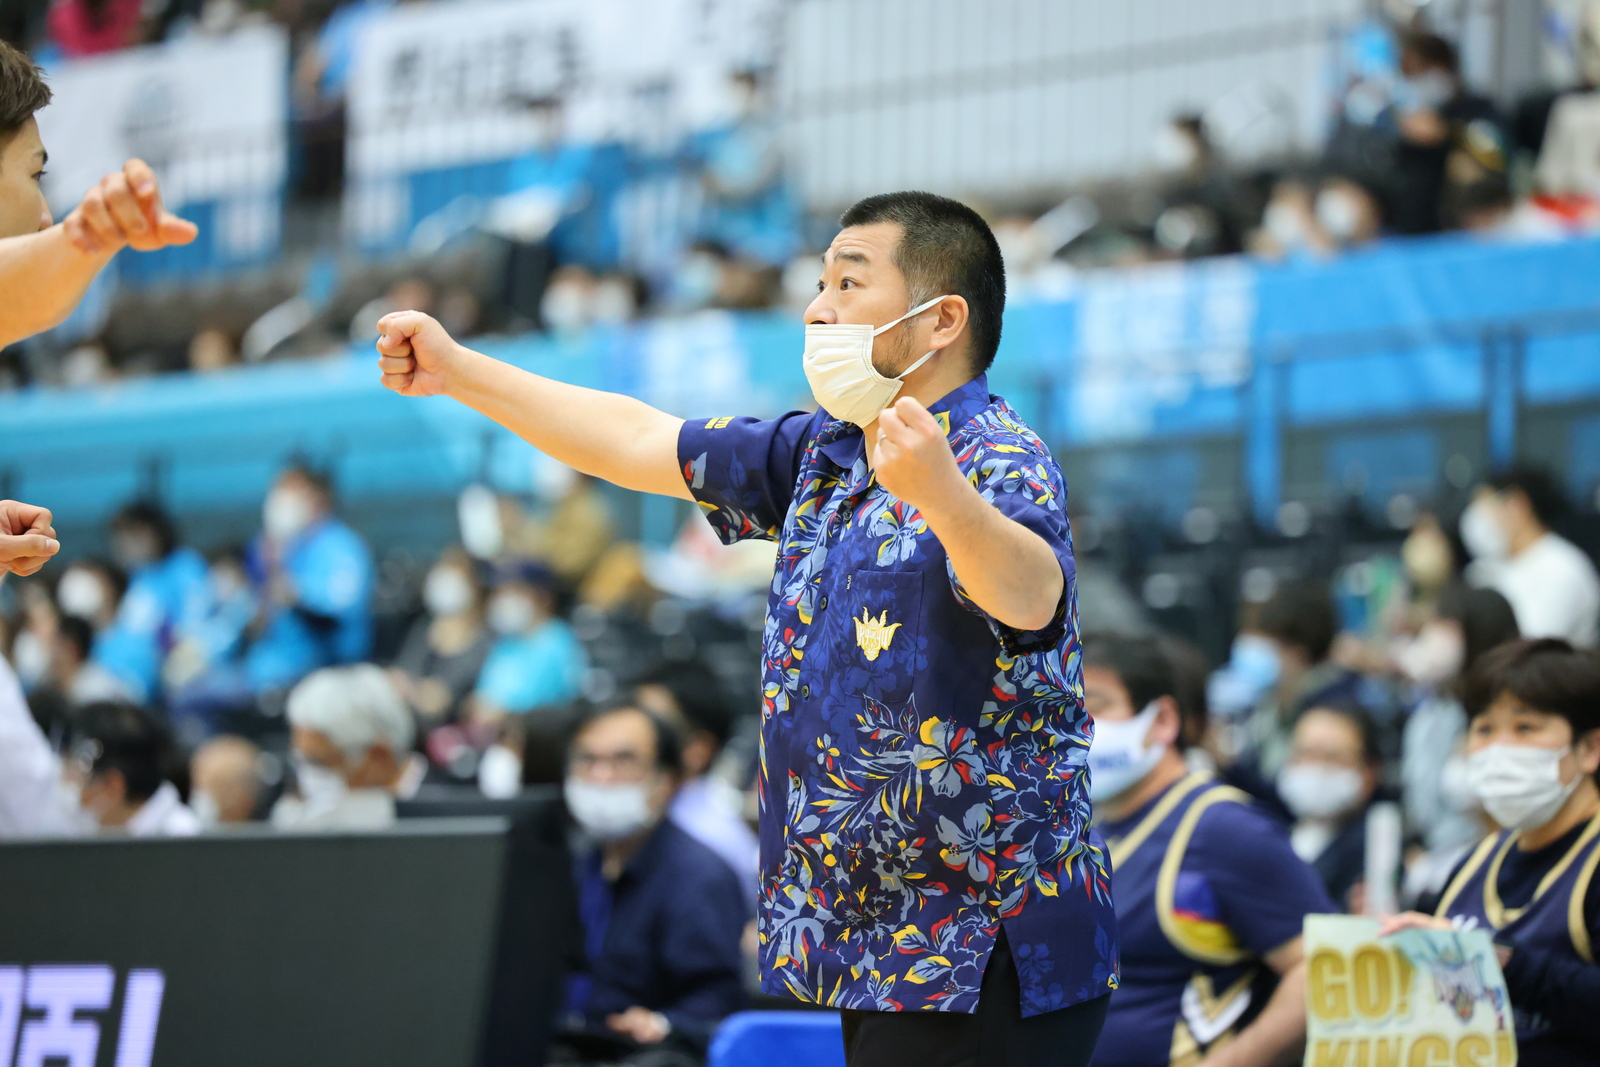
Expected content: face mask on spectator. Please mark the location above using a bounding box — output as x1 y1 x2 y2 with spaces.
293 755 348 816
1277 761 1364 819
1396 621 1465 687
424 567 474 617
1459 496 1509 561
803 295 949 428
190 788 221 829
457 485 503 560
11 629 49 687
57 568 107 620
263 488 315 542
1087 701 1167 802
1262 200 1310 251
1398 69 1455 111
564 778 656 840
1314 187 1364 243
1467 742 1580 831
488 592 538 635
478 744 523 799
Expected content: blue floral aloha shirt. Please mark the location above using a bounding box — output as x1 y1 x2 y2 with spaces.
678 374 1119 1016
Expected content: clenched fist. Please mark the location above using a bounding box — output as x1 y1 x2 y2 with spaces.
0 500 59 577
375 310 466 398
873 396 968 516
65 159 198 256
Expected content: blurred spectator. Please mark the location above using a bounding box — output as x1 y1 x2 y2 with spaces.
540 266 597 335
389 548 491 728
1151 113 1252 257
1241 579 1363 780
515 469 616 587
1397 584 1519 902
631 658 757 893
1277 702 1382 910
468 562 586 723
1313 175 1383 250
92 500 209 703
273 663 421 829
9 579 61 691
289 0 399 198
348 276 433 344
1461 467 1600 647
190 734 267 826
559 701 746 1057
188 326 238 373
245 464 375 694
63 700 199 836
164 549 260 741
54 556 123 633
1249 178 1331 259
692 69 799 267
1387 32 1507 235
1082 633 1333 1067
47 0 142 58
46 614 131 704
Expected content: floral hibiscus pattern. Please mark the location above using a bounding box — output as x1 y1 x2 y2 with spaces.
679 376 1118 1016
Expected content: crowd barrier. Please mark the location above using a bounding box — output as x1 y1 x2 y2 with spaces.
1 235 1597 557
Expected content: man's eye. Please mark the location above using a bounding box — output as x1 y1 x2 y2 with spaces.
32 169 45 182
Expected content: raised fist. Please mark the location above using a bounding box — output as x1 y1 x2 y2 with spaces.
375 310 464 398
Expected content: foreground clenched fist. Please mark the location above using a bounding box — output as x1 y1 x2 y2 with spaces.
376 310 468 398
0 500 59 577
873 396 967 516
64 159 198 256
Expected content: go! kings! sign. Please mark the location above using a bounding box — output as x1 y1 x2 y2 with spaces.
1303 916 1515 1067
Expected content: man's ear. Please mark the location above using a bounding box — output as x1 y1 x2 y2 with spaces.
1149 696 1183 748
1576 728 1600 775
928 295 970 353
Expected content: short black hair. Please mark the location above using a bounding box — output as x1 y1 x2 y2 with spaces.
838 191 1006 374
1156 634 1211 751
1258 579 1339 663
568 699 684 777
1435 583 1519 675
111 500 178 559
1463 638 1600 743
1083 632 1196 750
0 40 49 149
56 614 94 662
71 701 173 803
1489 465 1567 528
1401 32 1460 75
632 658 736 745
1298 700 1382 767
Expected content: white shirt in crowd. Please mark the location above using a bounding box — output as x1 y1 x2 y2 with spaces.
124 781 201 837
0 654 87 838
1470 531 1600 647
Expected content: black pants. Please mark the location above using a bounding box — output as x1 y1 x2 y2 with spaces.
839 928 1110 1067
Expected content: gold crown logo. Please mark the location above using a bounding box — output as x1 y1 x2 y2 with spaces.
854 609 902 662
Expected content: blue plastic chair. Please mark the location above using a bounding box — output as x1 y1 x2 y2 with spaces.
707 1010 846 1067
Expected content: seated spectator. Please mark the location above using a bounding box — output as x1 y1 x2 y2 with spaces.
54 556 123 634
272 664 422 830
1240 579 1367 781
245 465 375 695
64 701 199 836
92 501 209 703
1387 32 1507 235
47 615 132 705
1083 634 1333 1067
1312 175 1383 251
1461 466 1600 647
1384 638 1600 1064
164 550 263 742
632 659 758 893
1398 584 1519 901
1277 702 1382 910
190 734 268 826
390 548 491 729
469 563 586 723
559 701 746 1058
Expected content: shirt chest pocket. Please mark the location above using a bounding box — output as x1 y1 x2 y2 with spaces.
825 569 924 707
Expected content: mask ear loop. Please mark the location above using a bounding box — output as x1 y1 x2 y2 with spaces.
871 295 950 382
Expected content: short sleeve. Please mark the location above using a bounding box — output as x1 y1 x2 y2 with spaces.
678 411 819 545
1186 800 1336 957
948 440 1077 654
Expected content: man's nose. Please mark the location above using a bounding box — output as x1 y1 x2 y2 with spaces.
803 295 837 325
38 206 52 231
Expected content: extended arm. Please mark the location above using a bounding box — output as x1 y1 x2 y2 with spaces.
376 311 690 499
0 159 196 349
1197 937 1309 1067
873 396 1063 632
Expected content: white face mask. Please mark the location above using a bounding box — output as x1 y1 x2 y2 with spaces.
424 567 474 617
1396 621 1466 687
487 593 538 635
293 755 349 817
564 777 657 841
1459 497 1509 561
803 295 948 427
11 629 50 687
1467 743 1582 832
58 568 108 620
1277 762 1365 820
457 485 503 560
1088 701 1167 803
478 743 523 799
190 788 221 828
1314 188 1364 243
263 488 316 542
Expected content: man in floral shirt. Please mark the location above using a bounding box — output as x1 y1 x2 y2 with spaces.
376 191 1117 1067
